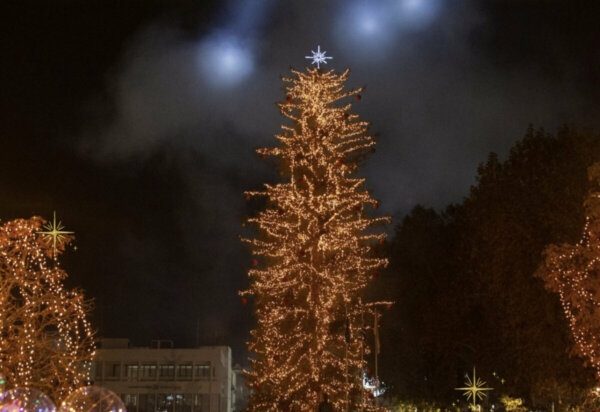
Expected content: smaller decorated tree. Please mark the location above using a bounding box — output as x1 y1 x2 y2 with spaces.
538 163 600 380
0 216 95 402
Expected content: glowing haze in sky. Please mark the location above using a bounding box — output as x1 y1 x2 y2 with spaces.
199 34 254 86
198 0 442 86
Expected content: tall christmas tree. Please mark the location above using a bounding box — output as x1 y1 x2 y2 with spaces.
241 49 389 411
0 216 95 402
538 163 600 380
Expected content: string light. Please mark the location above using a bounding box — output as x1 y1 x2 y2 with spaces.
541 189 600 379
240 65 390 411
0 217 95 403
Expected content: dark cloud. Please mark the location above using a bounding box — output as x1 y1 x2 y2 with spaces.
84 0 600 212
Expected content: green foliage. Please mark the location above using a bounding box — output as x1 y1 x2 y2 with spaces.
375 126 600 408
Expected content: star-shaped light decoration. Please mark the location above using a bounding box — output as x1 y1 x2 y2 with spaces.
38 211 74 257
305 45 332 69
455 367 493 407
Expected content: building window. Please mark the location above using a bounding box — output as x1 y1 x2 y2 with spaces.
159 363 175 380
157 394 173 412
105 362 121 379
140 364 157 380
123 394 137 412
194 394 210 412
194 363 211 379
138 394 155 412
126 363 138 380
94 361 104 379
175 394 192 412
177 363 192 380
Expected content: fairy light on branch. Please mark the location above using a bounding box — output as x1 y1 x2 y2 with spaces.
240 51 390 411
539 164 600 380
0 216 95 403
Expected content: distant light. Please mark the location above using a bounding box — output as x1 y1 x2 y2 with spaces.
363 372 386 397
397 0 440 28
351 1 388 37
198 34 254 87
359 11 378 34
335 0 395 58
402 0 423 10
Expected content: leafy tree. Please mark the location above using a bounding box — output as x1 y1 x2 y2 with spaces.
377 126 600 408
458 126 597 404
0 217 95 402
537 162 600 380
374 205 463 403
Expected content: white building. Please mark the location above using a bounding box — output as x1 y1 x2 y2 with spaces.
93 339 240 412
231 365 248 412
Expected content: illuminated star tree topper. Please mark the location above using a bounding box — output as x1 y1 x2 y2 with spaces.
37 211 74 257
305 45 333 69
455 367 493 407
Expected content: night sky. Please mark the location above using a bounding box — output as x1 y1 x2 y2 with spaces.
2 0 600 364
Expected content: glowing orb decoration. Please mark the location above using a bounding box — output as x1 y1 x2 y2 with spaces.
198 34 254 87
59 387 125 412
0 388 56 412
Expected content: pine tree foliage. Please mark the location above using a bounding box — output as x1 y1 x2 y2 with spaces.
241 68 389 411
